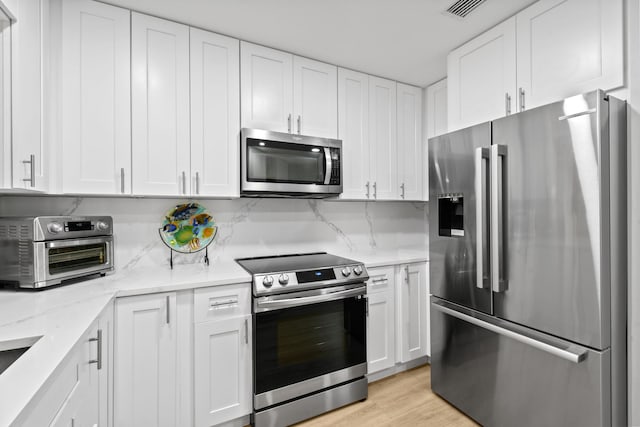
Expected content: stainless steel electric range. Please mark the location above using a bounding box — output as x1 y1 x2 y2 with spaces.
236 252 369 427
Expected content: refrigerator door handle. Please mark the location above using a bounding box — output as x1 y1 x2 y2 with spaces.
432 300 589 364
475 147 490 289
491 144 508 292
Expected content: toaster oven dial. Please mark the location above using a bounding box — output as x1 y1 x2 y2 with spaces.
47 222 63 234
262 275 274 288
278 274 289 285
96 221 110 231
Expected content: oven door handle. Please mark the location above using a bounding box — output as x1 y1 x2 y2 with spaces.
256 286 366 311
45 236 113 249
323 147 332 185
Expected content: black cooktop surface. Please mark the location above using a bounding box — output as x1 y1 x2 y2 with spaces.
236 252 361 275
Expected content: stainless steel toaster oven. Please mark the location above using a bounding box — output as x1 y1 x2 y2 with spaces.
0 216 114 289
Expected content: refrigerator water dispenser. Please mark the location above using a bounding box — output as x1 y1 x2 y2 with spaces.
438 195 464 237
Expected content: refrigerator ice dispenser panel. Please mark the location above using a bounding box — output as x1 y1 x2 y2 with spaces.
438 195 464 237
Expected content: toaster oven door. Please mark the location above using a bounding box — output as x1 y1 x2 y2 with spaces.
32 236 114 288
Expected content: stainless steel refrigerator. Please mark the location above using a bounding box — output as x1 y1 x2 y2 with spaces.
428 90 627 427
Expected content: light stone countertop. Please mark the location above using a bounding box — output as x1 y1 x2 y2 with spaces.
0 249 428 426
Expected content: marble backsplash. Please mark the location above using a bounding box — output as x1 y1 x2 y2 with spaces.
0 196 429 271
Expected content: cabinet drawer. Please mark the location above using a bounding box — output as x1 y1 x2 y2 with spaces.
366 266 395 293
194 283 251 323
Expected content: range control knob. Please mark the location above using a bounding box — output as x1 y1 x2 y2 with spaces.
341 267 352 277
47 222 63 234
262 276 274 288
278 274 289 285
353 265 363 276
96 221 110 232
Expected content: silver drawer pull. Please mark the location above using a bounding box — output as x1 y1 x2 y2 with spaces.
209 297 239 310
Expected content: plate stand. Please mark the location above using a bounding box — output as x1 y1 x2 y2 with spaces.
168 246 210 270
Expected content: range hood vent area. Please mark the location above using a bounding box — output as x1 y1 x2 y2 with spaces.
445 0 487 18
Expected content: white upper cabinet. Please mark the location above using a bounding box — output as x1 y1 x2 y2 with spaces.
425 79 448 139
515 0 623 110
190 28 240 197
369 76 397 200
338 68 369 200
241 42 293 133
12 0 49 191
0 7 10 189
396 83 422 201
131 13 190 196
293 56 337 138
241 42 337 137
447 17 517 131
60 0 131 195
448 0 623 130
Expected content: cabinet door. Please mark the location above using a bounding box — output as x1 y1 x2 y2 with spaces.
369 76 397 200
338 68 369 200
131 13 190 196
190 28 240 197
397 83 422 201
98 301 114 427
75 322 101 427
12 0 48 191
397 263 428 362
367 291 395 374
114 293 177 427
240 42 293 133
293 56 337 138
426 79 448 139
516 0 623 110
447 17 516 131
61 0 130 195
194 315 251 427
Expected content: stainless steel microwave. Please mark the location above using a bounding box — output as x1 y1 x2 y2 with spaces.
240 128 342 197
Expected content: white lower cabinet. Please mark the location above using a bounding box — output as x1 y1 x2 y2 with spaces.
114 292 178 427
397 262 428 362
366 266 396 374
15 302 113 427
366 262 430 377
193 284 252 427
194 316 251 426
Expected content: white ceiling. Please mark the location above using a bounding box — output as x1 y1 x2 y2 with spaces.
104 0 537 87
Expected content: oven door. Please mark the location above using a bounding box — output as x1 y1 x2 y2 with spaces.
241 128 342 196
32 236 114 287
253 284 367 410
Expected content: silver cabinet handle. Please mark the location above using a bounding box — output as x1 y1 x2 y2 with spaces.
120 168 125 194
405 265 410 283
491 145 508 292
88 329 103 370
475 147 490 289
297 115 301 134
166 295 170 324
364 295 369 317
182 171 186 194
519 87 525 111
244 318 249 344
400 183 405 199
365 181 370 199
505 92 511 115
432 300 588 363
22 154 35 187
195 171 200 195
287 114 292 133
373 182 377 199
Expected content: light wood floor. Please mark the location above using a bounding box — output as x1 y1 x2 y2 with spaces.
293 364 479 427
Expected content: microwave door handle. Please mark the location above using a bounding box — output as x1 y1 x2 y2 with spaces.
324 147 332 185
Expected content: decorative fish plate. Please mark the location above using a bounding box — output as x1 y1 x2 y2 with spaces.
159 203 217 253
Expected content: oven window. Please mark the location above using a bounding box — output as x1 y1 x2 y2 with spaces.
48 243 107 275
247 138 326 184
255 297 366 394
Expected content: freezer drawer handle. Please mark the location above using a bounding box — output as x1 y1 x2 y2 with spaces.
432 301 588 364
475 147 490 289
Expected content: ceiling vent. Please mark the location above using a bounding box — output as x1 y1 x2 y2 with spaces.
445 0 487 18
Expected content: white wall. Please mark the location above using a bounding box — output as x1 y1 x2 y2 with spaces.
0 196 428 270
